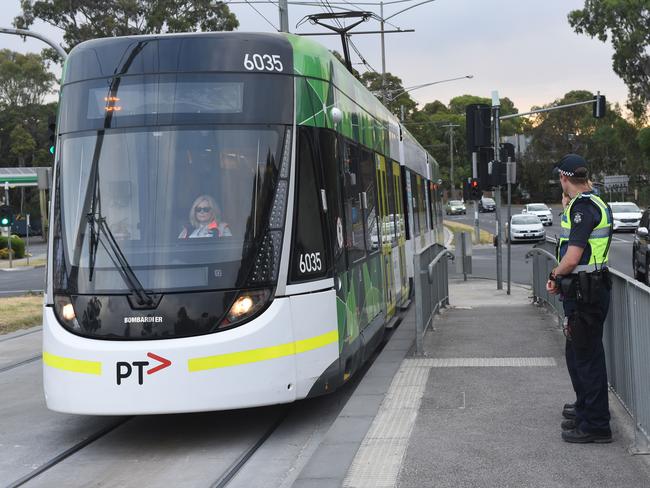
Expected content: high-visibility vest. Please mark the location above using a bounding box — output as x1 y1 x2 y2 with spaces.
557 192 612 271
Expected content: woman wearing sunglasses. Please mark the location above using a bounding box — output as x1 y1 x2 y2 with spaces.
178 194 232 238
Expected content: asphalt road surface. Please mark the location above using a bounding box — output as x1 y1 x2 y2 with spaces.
446 203 635 285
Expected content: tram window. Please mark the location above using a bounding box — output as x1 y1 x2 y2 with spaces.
290 129 328 282
319 130 345 270
359 149 378 254
411 172 420 237
428 182 436 231
423 179 430 231
342 142 365 263
386 161 397 247
417 176 426 235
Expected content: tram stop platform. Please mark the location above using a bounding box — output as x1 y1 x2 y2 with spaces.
293 278 650 488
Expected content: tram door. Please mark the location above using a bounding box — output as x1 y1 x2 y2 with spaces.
393 162 408 304
376 155 395 319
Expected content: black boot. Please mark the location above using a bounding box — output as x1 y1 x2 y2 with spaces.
562 428 612 444
562 403 576 419
561 419 576 430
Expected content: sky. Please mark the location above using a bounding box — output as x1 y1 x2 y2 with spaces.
0 0 630 115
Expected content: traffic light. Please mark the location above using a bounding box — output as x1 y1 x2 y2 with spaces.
0 205 13 228
48 115 56 155
465 103 491 151
593 94 606 119
469 178 481 200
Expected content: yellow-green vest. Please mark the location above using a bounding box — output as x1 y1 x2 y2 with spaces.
557 192 612 271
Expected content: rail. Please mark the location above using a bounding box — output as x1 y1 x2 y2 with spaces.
529 237 650 453
414 243 454 355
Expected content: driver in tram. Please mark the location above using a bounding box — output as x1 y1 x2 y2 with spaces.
178 194 232 239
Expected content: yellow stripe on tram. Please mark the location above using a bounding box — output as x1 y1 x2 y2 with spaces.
43 351 102 375
188 329 339 372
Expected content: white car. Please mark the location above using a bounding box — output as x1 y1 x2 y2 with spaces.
609 202 642 231
522 203 553 226
507 214 545 242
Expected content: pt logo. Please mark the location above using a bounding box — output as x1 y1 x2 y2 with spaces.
116 352 172 385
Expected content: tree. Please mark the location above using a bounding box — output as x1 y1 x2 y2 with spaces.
638 127 650 159
0 50 55 107
568 1 650 122
360 71 417 119
14 0 239 61
521 90 643 200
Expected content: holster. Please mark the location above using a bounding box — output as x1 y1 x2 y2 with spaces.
567 303 605 348
576 269 611 305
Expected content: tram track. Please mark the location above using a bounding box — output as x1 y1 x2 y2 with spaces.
0 327 41 343
5 417 134 488
0 355 41 374
210 407 291 488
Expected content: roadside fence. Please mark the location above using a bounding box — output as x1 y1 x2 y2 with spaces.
528 238 650 454
414 242 454 355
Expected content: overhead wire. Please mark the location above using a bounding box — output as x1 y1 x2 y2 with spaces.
241 0 281 31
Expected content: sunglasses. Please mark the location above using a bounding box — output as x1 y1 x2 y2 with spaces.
195 206 212 213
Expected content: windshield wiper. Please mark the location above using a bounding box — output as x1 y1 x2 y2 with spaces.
87 210 155 308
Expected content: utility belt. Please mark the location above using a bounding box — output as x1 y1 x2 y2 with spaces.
559 268 612 304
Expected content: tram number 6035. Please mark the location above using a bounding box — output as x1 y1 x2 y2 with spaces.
299 252 322 274
243 53 283 72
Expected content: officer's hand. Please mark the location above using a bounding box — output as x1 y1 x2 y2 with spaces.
546 279 559 295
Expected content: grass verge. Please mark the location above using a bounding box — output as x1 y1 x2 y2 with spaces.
0 257 47 269
444 220 494 245
0 294 43 335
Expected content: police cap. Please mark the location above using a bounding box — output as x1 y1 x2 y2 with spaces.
554 154 588 178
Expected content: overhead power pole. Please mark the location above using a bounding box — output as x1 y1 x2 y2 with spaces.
380 1 386 104
441 123 459 198
279 0 289 32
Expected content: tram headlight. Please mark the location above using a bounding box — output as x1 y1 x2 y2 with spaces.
54 295 81 330
221 289 271 328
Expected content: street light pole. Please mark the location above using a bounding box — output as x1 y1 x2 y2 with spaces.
0 27 67 60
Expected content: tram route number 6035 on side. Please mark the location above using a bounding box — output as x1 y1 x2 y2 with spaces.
243 53 284 72
299 252 322 274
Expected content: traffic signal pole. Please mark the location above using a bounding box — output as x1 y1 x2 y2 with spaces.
2 183 12 268
492 92 503 290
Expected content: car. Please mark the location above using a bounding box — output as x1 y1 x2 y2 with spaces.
478 196 496 213
522 203 553 226
609 202 642 232
10 218 42 237
506 214 545 243
445 200 466 215
632 208 650 285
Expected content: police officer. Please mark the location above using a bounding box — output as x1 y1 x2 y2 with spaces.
546 154 613 444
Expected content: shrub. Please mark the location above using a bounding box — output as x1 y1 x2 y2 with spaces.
0 235 25 259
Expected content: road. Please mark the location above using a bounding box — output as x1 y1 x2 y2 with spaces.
446 203 635 285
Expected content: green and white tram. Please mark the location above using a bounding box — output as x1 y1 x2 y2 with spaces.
44 32 443 414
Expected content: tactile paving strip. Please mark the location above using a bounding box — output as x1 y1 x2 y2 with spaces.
404 356 557 368
342 356 556 487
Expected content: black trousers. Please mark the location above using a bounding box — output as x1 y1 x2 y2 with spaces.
563 287 611 433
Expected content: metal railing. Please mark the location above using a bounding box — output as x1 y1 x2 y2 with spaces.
528 238 650 453
414 243 454 355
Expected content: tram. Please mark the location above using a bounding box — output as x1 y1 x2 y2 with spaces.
43 32 443 414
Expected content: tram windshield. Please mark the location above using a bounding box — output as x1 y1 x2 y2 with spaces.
56 125 287 294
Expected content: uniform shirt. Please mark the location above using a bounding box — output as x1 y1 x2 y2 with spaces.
562 191 604 265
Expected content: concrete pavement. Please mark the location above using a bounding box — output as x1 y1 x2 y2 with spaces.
294 278 650 487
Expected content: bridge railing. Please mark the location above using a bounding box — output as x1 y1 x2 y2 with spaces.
528 238 650 453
